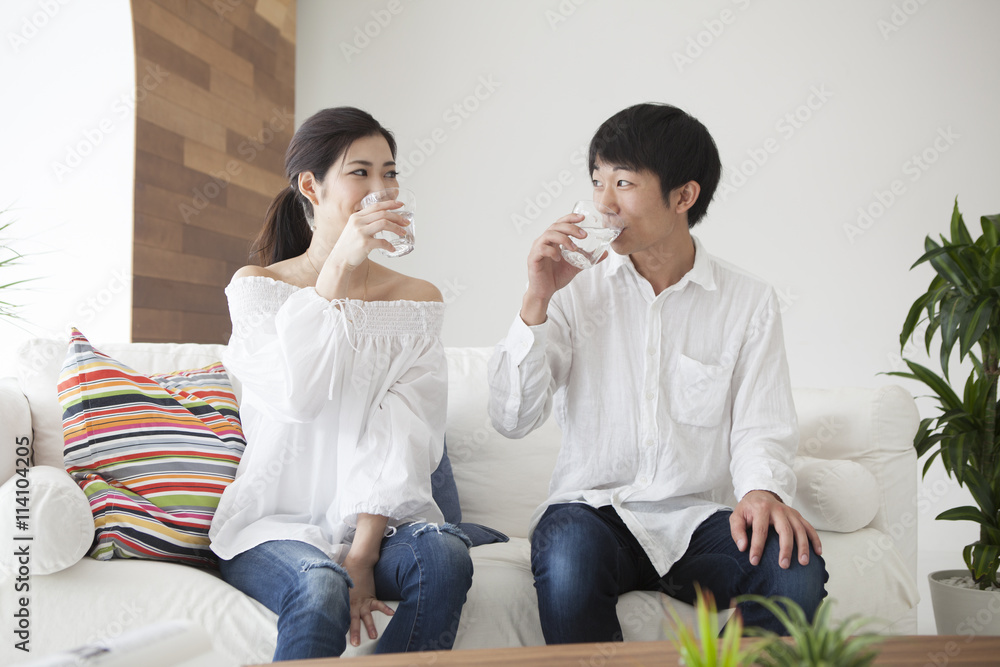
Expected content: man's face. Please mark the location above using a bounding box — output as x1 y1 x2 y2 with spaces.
591 157 688 257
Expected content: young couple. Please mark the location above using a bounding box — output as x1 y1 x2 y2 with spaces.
208 104 828 662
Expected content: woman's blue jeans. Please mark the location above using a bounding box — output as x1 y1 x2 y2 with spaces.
219 522 474 661
530 503 828 643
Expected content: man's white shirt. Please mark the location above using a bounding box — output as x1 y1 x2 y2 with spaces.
487 236 798 576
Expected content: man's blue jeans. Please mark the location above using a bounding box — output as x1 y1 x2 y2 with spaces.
219 522 474 661
530 503 828 643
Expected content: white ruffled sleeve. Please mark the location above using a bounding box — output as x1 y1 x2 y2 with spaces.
338 335 448 527
223 278 361 424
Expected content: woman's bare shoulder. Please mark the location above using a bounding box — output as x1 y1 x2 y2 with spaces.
374 265 443 303
404 277 444 303
232 265 279 281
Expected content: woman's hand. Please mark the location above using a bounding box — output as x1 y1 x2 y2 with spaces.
315 200 411 301
342 555 394 647
328 200 410 270
341 513 392 647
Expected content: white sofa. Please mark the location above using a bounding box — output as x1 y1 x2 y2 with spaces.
0 339 921 665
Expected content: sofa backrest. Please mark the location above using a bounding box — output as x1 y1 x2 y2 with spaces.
10 338 918 567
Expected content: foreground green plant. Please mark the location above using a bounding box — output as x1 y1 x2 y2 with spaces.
738 596 882 667
0 212 33 322
890 199 1000 589
664 585 766 667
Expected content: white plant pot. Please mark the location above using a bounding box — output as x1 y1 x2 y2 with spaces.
928 569 1000 635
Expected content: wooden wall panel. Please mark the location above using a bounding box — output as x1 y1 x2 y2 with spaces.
131 0 295 344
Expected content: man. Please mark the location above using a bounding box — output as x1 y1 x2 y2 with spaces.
487 103 827 643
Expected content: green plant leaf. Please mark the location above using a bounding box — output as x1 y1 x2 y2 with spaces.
928 238 974 293
898 360 963 411
936 506 986 523
924 317 942 355
901 292 932 349
960 297 995 360
921 449 943 477
963 468 998 521
982 215 1000 247
951 198 973 245
910 244 959 271
938 295 969 378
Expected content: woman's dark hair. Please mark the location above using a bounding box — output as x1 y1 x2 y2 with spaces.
250 107 396 265
588 103 721 227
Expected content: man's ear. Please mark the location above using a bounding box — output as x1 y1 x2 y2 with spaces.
673 181 701 215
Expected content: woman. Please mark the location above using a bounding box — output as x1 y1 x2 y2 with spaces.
209 107 473 661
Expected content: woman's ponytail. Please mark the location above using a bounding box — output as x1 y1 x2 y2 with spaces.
249 185 312 266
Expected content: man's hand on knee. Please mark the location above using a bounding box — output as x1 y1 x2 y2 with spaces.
729 490 823 569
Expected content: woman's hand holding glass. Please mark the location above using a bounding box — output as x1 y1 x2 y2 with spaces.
315 199 411 300
331 200 411 268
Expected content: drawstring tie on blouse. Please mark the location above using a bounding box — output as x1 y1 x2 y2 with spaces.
328 299 367 400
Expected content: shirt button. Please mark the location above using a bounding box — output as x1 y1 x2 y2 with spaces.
645 438 654 447
639 476 649 485
646 392 655 401
647 348 656 356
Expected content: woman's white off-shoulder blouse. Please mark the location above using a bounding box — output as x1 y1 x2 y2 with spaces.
209 276 447 563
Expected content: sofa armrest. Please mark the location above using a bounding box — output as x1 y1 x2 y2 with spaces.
0 376 32 483
792 385 919 583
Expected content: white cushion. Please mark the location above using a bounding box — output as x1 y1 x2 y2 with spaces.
819 527 920 631
0 377 31 482
0 465 93 575
793 456 879 533
444 348 560 539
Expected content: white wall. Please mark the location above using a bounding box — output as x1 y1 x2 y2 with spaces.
322 0 999 634
0 0 135 375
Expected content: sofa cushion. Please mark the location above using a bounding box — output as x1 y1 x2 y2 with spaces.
793 456 880 533
58 329 245 567
16 338 232 470
0 465 94 575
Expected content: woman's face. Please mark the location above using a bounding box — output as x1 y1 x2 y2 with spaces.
307 134 398 231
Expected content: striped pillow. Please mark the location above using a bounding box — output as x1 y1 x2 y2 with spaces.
58 329 245 567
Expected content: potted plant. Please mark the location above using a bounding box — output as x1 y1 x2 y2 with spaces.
892 198 1000 634
663 585 767 666
738 596 883 666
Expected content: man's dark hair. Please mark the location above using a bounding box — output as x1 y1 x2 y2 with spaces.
588 103 722 227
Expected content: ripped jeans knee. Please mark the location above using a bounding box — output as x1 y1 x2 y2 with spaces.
411 521 474 549
299 557 354 589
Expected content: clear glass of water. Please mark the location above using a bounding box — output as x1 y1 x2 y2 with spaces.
360 187 415 258
559 200 624 269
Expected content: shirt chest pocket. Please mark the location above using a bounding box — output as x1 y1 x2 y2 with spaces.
668 354 734 428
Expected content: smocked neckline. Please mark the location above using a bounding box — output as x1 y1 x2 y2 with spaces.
227 274 446 308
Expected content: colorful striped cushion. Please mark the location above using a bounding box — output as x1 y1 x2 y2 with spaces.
58 329 245 567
